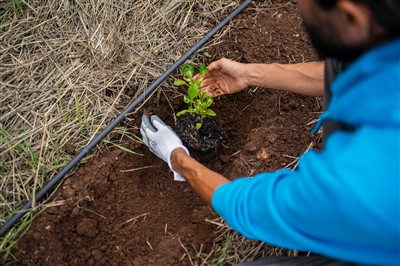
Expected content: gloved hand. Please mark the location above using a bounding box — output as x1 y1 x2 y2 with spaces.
140 114 189 181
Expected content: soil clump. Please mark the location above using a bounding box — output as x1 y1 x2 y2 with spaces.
175 113 224 153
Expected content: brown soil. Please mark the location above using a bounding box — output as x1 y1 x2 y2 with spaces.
10 1 321 265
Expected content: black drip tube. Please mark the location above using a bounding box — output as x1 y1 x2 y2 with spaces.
0 0 253 237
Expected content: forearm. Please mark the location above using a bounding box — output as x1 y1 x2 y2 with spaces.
245 61 324 97
170 148 230 205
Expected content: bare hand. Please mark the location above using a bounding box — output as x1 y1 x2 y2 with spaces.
201 58 249 97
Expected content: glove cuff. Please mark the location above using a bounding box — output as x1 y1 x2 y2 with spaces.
173 171 186 182
167 145 190 181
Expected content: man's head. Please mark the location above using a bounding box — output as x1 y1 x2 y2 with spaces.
297 0 400 61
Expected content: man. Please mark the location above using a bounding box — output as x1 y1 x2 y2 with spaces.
140 0 400 265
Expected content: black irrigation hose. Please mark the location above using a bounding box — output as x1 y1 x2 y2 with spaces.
0 0 253 237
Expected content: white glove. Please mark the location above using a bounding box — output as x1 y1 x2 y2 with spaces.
140 114 189 181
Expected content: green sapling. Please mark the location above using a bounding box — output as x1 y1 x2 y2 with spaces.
174 63 216 130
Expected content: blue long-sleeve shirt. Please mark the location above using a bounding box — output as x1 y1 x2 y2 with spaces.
212 38 400 265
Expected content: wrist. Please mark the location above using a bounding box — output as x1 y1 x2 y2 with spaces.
247 63 289 90
170 147 189 173
244 63 264 87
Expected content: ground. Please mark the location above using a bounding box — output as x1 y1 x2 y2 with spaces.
10 2 321 265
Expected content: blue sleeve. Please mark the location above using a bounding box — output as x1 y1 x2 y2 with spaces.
211 126 400 265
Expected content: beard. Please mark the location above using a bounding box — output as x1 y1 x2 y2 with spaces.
303 20 367 62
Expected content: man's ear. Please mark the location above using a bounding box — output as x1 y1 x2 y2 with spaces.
334 0 372 45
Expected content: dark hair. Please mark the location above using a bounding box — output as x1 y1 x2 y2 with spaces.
316 0 400 39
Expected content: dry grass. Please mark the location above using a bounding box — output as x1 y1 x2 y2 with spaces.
197 217 299 265
0 0 240 259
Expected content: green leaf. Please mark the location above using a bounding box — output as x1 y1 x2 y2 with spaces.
206 97 213 107
188 82 199 100
190 107 199 114
102 140 144 156
204 109 216 116
195 77 204 85
199 64 209 75
174 79 188 87
182 64 194 79
183 95 191 104
199 92 209 102
176 110 188 117
203 52 210 57
196 123 202 130
203 90 211 97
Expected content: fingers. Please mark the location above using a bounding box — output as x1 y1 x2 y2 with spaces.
201 71 223 94
150 115 167 130
201 74 226 97
210 89 224 97
201 75 218 87
194 61 221 80
207 58 226 71
141 114 157 133
201 84 223 97
142 114 172 134
151 116 179 138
